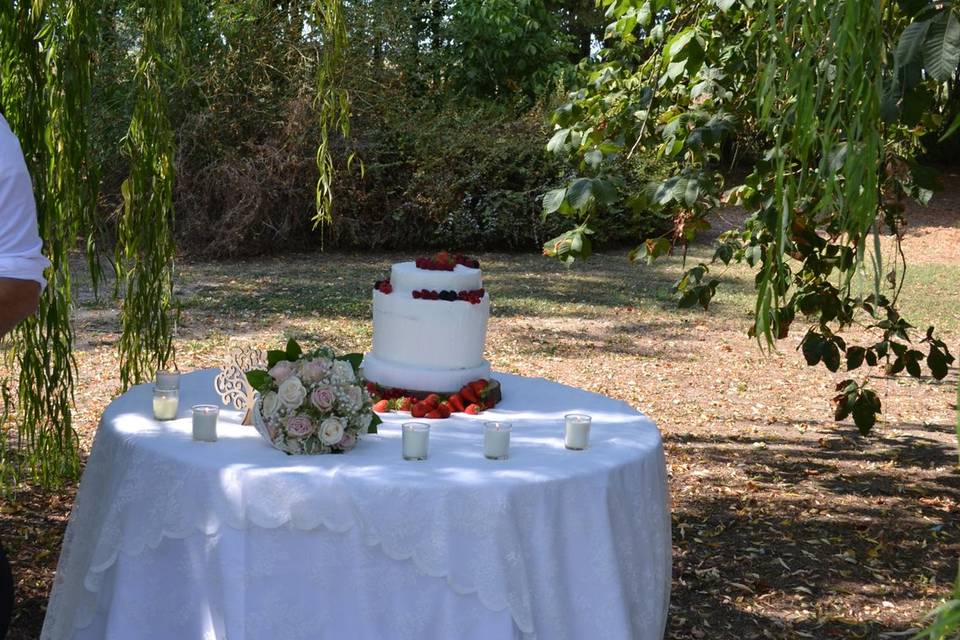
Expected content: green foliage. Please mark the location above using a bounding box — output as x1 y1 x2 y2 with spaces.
447 0 575 98
116 0 183 389
312 0 351 227
544 0 960 436
914 564 960 640
832 380 882 436
0 0 98 486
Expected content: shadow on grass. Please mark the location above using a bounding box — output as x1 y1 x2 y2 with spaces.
666 438 957 639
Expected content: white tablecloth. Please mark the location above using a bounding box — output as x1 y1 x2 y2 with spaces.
42 370 671 640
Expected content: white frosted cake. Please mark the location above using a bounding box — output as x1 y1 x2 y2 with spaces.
361 254 491 393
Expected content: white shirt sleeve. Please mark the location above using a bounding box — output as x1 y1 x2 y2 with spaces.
0 115 50 289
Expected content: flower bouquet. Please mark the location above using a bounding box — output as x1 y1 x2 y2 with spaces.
246 339 380 455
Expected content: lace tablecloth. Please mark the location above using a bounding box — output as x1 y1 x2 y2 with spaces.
42 370 671 640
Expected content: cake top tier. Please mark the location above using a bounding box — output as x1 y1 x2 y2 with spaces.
390 261 482 293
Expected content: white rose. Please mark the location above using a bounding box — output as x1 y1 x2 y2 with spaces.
261 391 280 418
269 361 295 382
319 417 346 446
277 376 307 409
331 360 356 384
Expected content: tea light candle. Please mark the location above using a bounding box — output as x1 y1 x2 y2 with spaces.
152 388 179 421
484 421 511 460
155 370 181 390
564 413 591 450
402 422 429 460
192 405 219 442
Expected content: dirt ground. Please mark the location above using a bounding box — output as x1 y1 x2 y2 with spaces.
1 184 958 639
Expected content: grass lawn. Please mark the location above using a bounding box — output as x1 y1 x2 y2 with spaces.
2 217 959 638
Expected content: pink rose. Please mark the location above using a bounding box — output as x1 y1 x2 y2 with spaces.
310 386 335 411
336 433 356 451
286 415 315 438
269 361 295 382
299 360 330 384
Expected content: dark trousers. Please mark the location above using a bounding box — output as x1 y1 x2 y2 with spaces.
0 543 11 639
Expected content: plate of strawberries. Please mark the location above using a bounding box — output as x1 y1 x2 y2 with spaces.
368 379 502 420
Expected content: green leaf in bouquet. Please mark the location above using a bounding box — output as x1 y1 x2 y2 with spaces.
246 369 271 392
267 350 288 368
336 352 364 373
368 412 381 434
286 338 303 361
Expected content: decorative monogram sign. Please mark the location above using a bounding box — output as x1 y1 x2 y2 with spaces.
215 346 266 425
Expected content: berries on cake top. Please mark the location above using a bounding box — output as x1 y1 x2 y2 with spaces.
415 252 480 271
412 288 485 304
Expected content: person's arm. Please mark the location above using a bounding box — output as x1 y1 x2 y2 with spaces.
0 278 40 338
0 115 49 339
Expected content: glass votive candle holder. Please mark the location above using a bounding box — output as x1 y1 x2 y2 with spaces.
402 422 430 460
564 413 592 450
192 405 219 442
152 387 179 421
155 369 181 391
483 421 511 460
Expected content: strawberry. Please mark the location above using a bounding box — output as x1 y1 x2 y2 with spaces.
460 385 480 405
366 382 379 395
373 399 390 413
447 394 465 412
423 393 441 408
425 409 443 419
469 380 487 396
411 402 428 418
397 397 413 412
437 402 452 418
464 404 482 415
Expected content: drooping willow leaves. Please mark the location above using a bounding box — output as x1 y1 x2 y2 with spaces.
115 0 184 389
310 0 351 228
0 0 98 486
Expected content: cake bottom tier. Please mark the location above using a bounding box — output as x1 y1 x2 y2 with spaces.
361 353 491 394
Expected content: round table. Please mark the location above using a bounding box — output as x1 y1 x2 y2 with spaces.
42 370 671 640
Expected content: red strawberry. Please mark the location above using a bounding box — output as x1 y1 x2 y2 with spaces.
460 385 480 405
437 402 452 418
397 397 413 412
464 404 482 415
425 409 443 419
423 393 441 408
411 402 428 418
366 382 379 394
447 394 465 412
373 399 390 413
469 380 487 395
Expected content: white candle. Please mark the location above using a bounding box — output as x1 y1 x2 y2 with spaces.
402 422 429 460
564 414 591 450
192 405 219 442
155 370 181 390
484 421 511 460
153 390 179 421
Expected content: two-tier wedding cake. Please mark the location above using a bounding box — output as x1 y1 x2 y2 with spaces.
361 253 491 393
